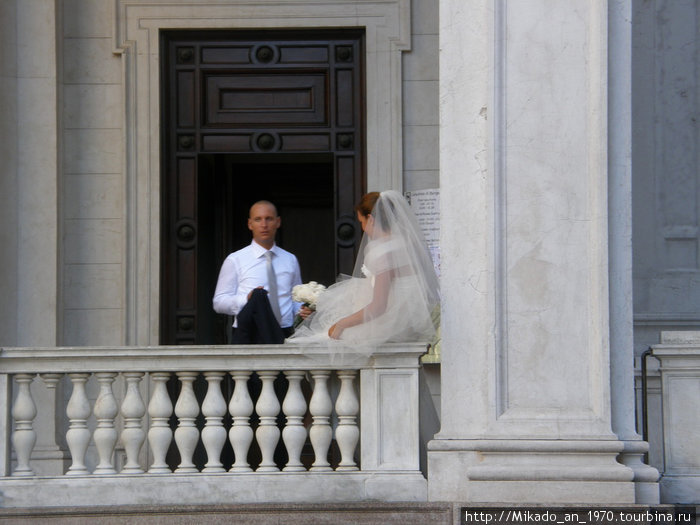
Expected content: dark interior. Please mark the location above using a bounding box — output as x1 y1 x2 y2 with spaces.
197 153 336 344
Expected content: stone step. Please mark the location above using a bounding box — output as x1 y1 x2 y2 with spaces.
3 504 693 524
0 503 455 524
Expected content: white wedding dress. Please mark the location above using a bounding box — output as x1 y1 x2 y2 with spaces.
288 191 439 347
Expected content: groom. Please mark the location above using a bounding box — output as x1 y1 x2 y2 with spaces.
212 200 310 343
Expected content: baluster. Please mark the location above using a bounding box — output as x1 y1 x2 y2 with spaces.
147 372 173 474
201 372 226 473
120 372 146 474
255 371 280 472
66 373 92 475
93 373 119 474
282 370 307 471
335 370 359 471
39 373 62 389
174 372 200 473
11 373 37 476
228 371 253 473
308 370 333 471
39 373 67 472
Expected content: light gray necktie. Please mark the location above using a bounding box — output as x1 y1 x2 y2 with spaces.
265 251 282 324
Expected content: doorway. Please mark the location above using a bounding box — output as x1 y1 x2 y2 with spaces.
197 153 336 344
160 29 366 344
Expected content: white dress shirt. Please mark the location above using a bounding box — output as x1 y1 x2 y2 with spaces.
213 240 302 328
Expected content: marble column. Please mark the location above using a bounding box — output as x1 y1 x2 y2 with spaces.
0 0 60 347
7 0 67 475
0 0 19 346
15 0 59 347
607 0 660 504
429 0 635 503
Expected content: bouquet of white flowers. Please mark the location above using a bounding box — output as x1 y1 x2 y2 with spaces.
292 281 326 327
292 281 326 307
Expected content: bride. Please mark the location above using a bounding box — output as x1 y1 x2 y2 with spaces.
288 190 439 345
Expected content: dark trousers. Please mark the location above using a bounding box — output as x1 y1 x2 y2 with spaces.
230 288 292 344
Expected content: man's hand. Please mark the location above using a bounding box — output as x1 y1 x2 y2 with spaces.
247 286 265 301
299 305 313 320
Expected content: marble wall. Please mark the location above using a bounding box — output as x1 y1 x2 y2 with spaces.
0 0 126 347
632 0 700 356
61 0 125 345
403 0 439 192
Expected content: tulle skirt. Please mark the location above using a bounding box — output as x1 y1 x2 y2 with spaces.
287 275 435 345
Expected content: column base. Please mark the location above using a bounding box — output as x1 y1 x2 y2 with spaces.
618 439 660 504
427 439 636 504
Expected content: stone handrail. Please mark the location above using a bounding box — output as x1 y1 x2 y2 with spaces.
0 343 428 507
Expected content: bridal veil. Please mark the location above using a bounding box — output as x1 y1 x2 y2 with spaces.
289 190 440 348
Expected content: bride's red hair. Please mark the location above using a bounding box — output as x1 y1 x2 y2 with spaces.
354 192 380 217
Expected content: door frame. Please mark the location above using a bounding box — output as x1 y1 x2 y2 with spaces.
114 0 410 345
160 29 366 345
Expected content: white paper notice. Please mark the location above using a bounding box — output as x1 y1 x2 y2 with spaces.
405 189 440 277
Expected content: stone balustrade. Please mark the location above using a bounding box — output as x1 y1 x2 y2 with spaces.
0 344 428 507
651 331 700 505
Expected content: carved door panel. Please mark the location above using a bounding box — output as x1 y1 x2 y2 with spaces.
161 30 366 344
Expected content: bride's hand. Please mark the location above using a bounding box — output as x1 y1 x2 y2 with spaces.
328 322 344 339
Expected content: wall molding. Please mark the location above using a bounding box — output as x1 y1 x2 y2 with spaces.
112 0 410 344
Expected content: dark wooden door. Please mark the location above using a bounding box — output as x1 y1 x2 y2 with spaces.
161 30 366 345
